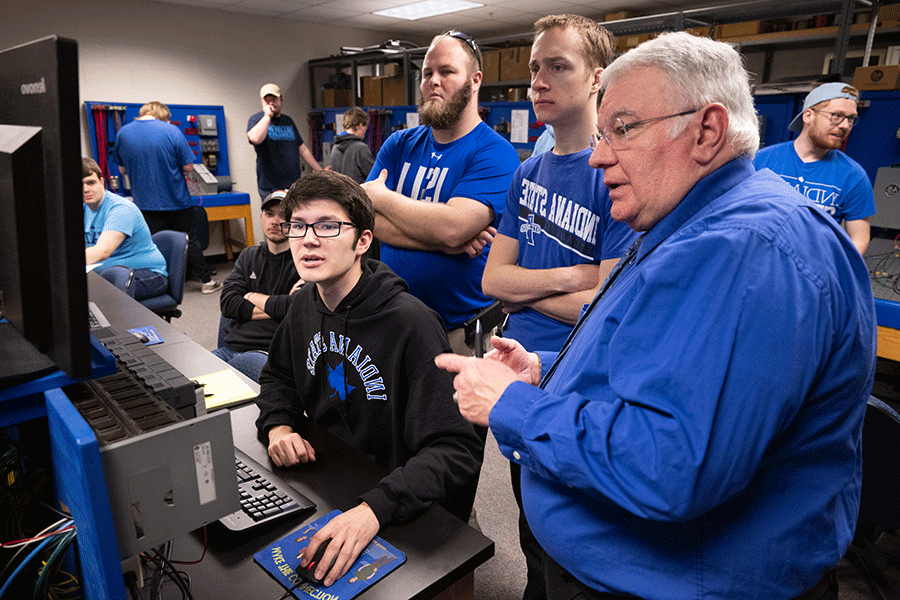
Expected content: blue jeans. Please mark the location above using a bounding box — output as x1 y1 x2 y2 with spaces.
99 266 168 300
211 346 268 383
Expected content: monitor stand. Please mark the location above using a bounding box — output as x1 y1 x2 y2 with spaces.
0 322 58 387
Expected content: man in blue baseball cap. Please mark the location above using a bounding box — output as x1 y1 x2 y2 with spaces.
755 82 875 254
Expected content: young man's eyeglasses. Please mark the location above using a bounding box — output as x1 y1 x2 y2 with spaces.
810 108 858 127
591 108 700 151
280 221 355 238
442 30 481 70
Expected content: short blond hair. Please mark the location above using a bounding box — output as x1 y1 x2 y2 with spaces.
138 101 171 121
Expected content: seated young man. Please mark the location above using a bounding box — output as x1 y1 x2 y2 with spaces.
255 171 484 587
82 157 168 300
213 190 303 382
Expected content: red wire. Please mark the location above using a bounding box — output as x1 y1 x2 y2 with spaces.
94 107 110 186
93 108 103 177
1 525 76 547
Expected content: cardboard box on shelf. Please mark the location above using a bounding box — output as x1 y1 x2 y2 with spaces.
381 74 406 106
381 63 401 77
482 50 501 83
617 33 651 53
321 88 351 108
878 3 900 22
362 76 382 106
500 46 530 82
715 20 764 38
853 65 900 91
604 10 633 21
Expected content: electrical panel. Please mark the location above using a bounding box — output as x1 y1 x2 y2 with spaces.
85 101 232 195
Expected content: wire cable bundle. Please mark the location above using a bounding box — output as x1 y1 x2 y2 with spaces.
0 519 77 600
868 233 900 298
133 532 208 600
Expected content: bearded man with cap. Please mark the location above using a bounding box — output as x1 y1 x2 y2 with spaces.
248 83 324 202
755 82 875 254
213 190 304 382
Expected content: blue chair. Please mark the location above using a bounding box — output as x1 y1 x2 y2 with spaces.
98 266 134 295
140 230 187 321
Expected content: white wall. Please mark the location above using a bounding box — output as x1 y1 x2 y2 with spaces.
2 0 391 249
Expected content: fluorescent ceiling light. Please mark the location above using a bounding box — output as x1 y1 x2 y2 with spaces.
373 0 482 20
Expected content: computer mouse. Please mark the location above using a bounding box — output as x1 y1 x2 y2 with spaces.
131 331 150 344
299 537 337 587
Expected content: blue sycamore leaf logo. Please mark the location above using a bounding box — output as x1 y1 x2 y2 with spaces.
327 362 354 401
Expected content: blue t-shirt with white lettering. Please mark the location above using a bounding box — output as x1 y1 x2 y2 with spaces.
248 112 305 191
367 123 519 329
497 149 636 351
754 141 875 223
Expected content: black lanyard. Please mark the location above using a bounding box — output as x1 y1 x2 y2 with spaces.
539 235 644 389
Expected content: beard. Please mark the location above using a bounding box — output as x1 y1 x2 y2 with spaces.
808 125 847 150
418 84 472 130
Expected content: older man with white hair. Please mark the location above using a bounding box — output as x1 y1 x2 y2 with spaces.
437 32 876 600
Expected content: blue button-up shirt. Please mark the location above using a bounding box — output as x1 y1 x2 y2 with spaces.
491 157 877 599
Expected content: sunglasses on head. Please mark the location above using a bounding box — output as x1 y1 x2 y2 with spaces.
442 30 481 70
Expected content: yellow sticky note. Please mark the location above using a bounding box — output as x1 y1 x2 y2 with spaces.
195 369 256 410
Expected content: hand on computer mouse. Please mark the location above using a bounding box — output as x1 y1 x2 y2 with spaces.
298 504 380 586
297 538 337 587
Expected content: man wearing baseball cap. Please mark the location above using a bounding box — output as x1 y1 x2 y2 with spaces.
248 84 324 203
213 190 303 382
755 82 875 254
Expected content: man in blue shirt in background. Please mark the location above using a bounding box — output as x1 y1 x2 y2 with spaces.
114 101 220 293
248 83 324 202
438 31 876 600
754 82 875 255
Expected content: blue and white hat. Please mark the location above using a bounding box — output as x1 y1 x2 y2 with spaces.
788 82 859 132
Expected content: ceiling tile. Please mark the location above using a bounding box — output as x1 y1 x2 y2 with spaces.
320 0 412 11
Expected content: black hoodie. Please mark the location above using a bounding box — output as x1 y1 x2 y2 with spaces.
330 133 375 184
220 242 301 352
256 260 483 525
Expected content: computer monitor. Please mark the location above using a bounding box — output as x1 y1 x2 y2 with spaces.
0 35 90 381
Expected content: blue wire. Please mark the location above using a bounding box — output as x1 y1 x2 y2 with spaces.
0 519 74 599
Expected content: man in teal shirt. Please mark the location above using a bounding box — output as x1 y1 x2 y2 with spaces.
83 157 168 300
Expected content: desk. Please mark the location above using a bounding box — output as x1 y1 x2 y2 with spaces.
864 237 900 362
86 273 494 600
195 192 255 261
176 404 493 600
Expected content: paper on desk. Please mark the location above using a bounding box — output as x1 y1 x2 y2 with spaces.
195 369 256 410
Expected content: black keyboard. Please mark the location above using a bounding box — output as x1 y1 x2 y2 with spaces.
219 447 316 532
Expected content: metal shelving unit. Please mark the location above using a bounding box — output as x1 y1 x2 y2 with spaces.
307 0 899 109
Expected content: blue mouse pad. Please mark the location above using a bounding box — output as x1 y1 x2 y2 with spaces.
127 325 163 345
254 509 406 599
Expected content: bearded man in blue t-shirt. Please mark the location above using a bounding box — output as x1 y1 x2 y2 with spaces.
754 82 875 255
362 31 520 355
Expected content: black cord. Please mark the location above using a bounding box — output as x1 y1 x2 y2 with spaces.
276 580 303 600
124 570 144 600
149 548 194 600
